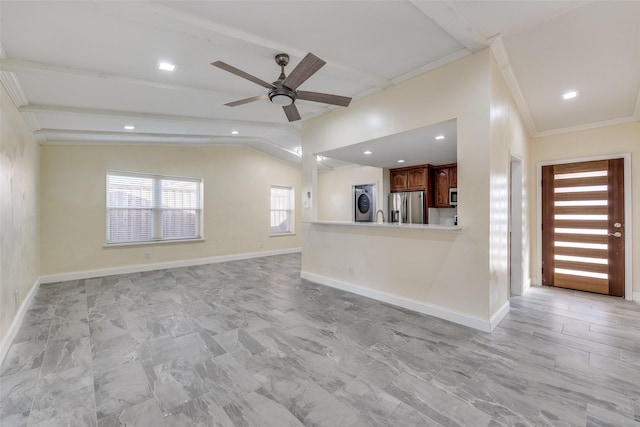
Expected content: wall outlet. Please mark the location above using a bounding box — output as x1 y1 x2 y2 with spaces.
259 242 264 249
14 289 19 305
145 251 151 259
348 267 353 276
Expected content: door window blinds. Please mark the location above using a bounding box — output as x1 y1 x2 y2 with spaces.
107 172 202 243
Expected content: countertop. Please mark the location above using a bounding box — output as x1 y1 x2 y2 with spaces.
304 220 461 232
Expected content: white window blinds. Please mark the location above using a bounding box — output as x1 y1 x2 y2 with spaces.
270 186 294 234
107 172 202 244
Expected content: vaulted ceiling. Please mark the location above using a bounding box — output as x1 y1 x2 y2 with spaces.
1 1 638 169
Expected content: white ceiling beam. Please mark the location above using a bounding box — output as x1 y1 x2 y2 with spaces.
0 58 242 98
133 1 392 89
35 128 226 140
20 104 298 133
409 0 489 52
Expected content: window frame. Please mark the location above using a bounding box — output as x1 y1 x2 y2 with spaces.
270 185 295 236
105 170 203 245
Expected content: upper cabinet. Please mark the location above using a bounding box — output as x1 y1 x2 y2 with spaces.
407 167 427 190
390 166 430 192
450 166 457 188
434 164 457 208
390 169 408 192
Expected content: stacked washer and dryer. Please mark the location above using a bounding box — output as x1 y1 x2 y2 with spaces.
353 184 377 222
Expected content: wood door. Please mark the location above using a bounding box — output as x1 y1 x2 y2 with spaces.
390 170 407 192
435 167 450 207
407 167 426 190
542 159 625 296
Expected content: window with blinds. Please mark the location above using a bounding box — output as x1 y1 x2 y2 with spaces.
270 186 294 234
106 171 202 244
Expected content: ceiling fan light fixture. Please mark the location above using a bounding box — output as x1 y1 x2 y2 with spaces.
269 86 295 106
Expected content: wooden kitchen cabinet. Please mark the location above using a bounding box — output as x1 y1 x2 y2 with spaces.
435 167 450 207
450 166 457 188
407 167 426 190
434 164 458 207
390 170 408 192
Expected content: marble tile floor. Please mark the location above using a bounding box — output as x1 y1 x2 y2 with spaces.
1 253 639 426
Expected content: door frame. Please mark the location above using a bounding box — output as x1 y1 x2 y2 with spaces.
536 153 633 300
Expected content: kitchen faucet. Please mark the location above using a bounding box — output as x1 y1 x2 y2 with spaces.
376 209 385 223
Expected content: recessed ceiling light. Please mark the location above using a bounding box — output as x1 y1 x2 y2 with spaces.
231 130 239 135
397 159 405 163
364 150 372 155
562 90 579 100
295 147 302 156
158 62 176 72
316 155 324 162
123 125 135 130
435 135 445 140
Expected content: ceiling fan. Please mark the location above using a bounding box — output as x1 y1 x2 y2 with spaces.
211 53 352 122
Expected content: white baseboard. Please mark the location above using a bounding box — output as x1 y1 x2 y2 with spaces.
0 277 40 366
490 301 510 332
40 248 301 284
300 271 503 333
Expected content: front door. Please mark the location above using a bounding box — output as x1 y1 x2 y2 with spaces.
541 159 625 296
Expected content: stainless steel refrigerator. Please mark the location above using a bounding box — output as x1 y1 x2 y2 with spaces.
389 191 425 224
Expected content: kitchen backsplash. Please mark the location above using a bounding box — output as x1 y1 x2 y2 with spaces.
428 207 457 226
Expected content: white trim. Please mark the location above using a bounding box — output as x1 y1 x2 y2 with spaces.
41 248 301 284
534 116 638 138
0 70 29 107
536 153 633 300
490 38 538 137
300 271 504 333
0 278 40 367
490 301 511 332
524 278 532 294
392 49 471 84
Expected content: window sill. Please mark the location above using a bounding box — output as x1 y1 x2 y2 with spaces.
269 232 296 238
104 238 205 248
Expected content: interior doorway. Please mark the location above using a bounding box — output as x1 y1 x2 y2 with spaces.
541 158 625 296
510 156 524 296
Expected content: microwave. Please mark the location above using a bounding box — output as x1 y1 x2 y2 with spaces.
449 188 458 206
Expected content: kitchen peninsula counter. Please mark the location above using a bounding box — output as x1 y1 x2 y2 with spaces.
304 220 461 232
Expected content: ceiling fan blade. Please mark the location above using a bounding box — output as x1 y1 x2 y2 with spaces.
283 104 301 122
211 61 274 90
224 94 269 107
282 53 326 90
296 90 352 107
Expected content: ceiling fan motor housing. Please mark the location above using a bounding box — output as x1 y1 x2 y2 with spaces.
269 53 295 105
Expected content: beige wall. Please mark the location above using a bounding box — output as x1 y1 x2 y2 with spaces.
0 83 40 348
318 166 384 221
489 53 531 313
302 50 496 321
40 145 302 276
529 121 640 296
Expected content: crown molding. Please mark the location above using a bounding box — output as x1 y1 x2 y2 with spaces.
0 70 29 107
392 49 471 84
533 116 638 138
490 37 538 136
